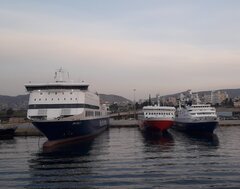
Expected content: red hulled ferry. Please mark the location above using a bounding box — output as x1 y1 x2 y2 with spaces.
139 101 175 134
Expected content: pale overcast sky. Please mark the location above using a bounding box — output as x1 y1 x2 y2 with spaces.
0 0 240 100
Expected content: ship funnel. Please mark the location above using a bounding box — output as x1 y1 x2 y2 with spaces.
196 93 201 104
54 68 69 83
156 94 160 106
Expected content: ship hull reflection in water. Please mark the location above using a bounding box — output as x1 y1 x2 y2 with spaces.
3 127 240 189
27 130 110 189
171 128 219 147
141 131 174 145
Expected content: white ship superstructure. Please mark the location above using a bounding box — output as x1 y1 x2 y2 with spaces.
25 69 109 145
176 104 218 123
174 90 218 134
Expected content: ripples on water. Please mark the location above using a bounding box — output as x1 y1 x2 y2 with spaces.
0 127 240 188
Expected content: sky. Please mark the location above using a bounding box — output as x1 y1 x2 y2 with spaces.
0 0 240 100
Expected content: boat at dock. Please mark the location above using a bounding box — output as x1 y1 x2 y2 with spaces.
173 91 218 134
0 123 17 139
25 68 109 147
138 96 175 134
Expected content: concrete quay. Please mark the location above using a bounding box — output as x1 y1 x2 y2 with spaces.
218 120 240 126
109 119 138 127
12 119 139 137
15 122 42 136
6 119 240 137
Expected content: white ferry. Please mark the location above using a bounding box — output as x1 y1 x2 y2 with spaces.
174 103 218 134
25 69 109 147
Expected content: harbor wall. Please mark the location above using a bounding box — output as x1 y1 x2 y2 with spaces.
4 119 240 137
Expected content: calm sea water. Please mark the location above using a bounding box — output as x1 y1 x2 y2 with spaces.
0 126 240 189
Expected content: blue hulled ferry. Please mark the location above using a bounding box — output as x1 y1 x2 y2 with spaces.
173 90 218 134
173 104 218 134
25 69 109 147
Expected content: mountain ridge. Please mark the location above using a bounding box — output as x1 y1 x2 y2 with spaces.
0 94 131 110
1 88 240 109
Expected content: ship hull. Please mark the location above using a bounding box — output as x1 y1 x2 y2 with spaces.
173 121 218 134
139 119 174 134
32 117 109 146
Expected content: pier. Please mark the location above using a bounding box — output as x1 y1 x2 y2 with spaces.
13 119 139 136
10 119 240 137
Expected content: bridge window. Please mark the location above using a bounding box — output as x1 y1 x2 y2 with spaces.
86 111 94 117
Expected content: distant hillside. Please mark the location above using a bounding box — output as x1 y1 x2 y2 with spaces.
1 88 239 110
0 95 29 110
165 88 240 99
99 94 132 104
213 88 240 98
0 94 131 110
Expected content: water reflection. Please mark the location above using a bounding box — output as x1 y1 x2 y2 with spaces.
41 140 93 156
142 131 174 145
186 133 219 147
171 129 219 147
141 131 175 154
2 127 240 189
0 138 16 147
27 140 95 189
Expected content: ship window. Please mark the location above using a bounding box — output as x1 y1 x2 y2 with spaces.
62 92 64 95
64 98 66 100
70 98 72 100
39 98 41 101
75 98 77 100
95 111 100 116
86 111 94 117
40 92 43 95
34 99 36 101
58 98 60 101
48 92 50 95
52 98 53 101
55 92 57 95
45 98 47 101
70 92 73 95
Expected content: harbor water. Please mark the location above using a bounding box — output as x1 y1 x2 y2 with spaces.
0 126 240 189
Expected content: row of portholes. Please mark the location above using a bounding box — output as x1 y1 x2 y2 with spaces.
40 92 73 95
85 111 101 117
145 112 174 115
34 97 78 101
